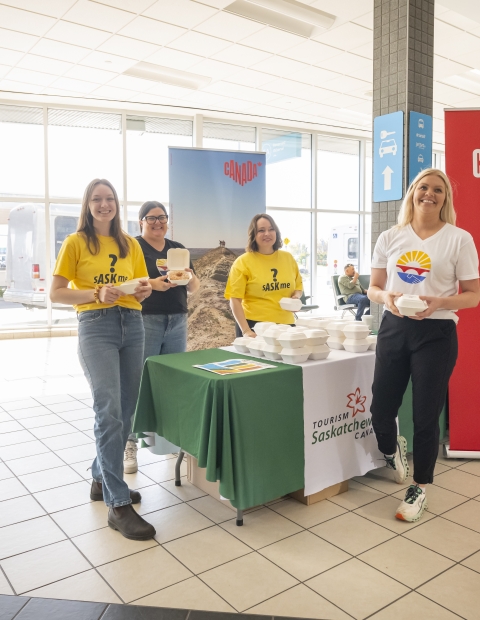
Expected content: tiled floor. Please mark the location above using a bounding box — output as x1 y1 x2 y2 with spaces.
1 338 480 619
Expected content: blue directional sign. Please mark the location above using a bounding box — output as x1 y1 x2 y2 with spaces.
373 111 404 202
263 132 301 165
409 111 432 184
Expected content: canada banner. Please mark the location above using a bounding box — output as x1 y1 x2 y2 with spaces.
445 110 480 452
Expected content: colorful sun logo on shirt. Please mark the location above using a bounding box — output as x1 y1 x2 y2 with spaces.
396 251 431 284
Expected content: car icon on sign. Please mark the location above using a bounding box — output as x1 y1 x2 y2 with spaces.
418 118 425 129
379 139 397 157
418 154 424 163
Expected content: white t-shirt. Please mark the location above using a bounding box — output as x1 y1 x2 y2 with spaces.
371 223 479 321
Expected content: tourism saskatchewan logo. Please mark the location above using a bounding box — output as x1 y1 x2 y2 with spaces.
311 387 373 444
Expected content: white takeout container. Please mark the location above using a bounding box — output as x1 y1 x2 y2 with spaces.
286 325 309 332
279 297 302 312
343 338 370 353
394 294 428 316
362 315 373 330
326 322 346 338
308 344 330 360
263 326 285 345
308 318 333 330
232 337 252 353
280 346 310 364
327 335 345 350
252 322 275 336
304 329 329 346
277 331 307 349
166 248 191 286
366 335 377 350
342 323 370 340
246 339 265 356
275 324 291 332
262 343 283 360
295 317 313 327
116 277 145 295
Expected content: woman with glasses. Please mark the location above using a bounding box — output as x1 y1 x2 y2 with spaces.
50 179 156 541
124 201 200 471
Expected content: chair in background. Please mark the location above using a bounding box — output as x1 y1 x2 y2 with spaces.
331 275 371 319
296 291 319 315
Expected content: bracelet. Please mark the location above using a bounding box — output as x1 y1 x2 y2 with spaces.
93 285 102 304
242 327 253 335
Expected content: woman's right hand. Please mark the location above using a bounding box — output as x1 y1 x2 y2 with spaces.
98 284 125 304
153 275 177 292
243 328 256 338
382 291 404 317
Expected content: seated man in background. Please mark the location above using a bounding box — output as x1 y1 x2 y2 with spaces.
338 263 370 321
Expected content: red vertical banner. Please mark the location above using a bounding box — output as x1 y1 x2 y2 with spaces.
445 110 480 451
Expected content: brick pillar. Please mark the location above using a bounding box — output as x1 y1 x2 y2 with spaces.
371 0 434 329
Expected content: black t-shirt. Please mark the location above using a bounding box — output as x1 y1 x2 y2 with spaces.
136 236 194 315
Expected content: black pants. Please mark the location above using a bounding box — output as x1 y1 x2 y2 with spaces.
234 319 295 338
371 312 458 484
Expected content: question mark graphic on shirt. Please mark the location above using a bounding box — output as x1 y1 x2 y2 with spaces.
271 268 278 282
109 254 118 273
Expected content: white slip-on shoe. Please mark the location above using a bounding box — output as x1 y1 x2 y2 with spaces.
123 440 138 474
384 435 409 484
395 484 427 522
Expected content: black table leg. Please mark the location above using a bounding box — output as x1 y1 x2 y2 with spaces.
236 509 243 526
175 450 184 486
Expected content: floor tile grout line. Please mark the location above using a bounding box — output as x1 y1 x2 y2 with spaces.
0 561 17 596
412 591 467 620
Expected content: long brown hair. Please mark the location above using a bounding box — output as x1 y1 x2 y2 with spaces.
77 179 130 258
246 213 283 252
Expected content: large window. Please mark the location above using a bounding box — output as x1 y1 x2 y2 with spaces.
317 136 360 211
203 122 255 151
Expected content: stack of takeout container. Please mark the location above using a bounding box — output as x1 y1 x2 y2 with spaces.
277 331 310 364
232 336 252 353
262 326 284 360
342 323 370 353
246 337 265 357
304 329 330 360
326 321 346 350
366 335 377 350
252 322 275 336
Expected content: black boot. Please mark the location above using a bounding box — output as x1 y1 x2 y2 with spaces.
108 504 156 541
90 480 141 504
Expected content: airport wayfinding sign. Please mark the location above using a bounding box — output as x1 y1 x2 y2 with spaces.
373 111 404 202
408 111 432 184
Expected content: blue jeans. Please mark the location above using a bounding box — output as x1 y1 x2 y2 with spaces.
78 307 144 507
128 313 187 450
347 293 371 320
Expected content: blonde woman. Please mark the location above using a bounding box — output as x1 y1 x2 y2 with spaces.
368 168 480 522
50 179 156 541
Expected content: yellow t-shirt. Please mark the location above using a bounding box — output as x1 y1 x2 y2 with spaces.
225 250 303 324
53 233 148 312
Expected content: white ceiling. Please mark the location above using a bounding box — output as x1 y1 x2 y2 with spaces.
0 0 479 145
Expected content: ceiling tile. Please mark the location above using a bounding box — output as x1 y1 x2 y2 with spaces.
169 31 231 56
106 74 156 92
314 22 372 51
145 82 195 98
268 94 309 110
0 64 11 79
0 47 23 66
321 92 366 107
441 75 480 97
240 27 305 54
212 44 271 67
0 0 76 17
79 50 138 73
188 58 241 81
194 0 232 7
50 76 99 93
294 83 340 102
17 54 72 76
92 0 153 11
434 55 473 80
98 35 159 60
322 74 371 93
145 47 203 70
451 50 480 71
91 83 140 100
205 80 278 103
437 10 480 33
252 55 309 78
352 11 373 29
119 16 185 46
344 100 372 114
454 95 480 107
195 12 265 41
434 81 473 104
145 0 217 29
318 52 372 76
350 42 373 60
279 39 341 64
29 38 91 63
7 67 56 86
62 0 134 32
47 21 111 48
0 78 43 93
0 4 56 36
435 21 480 58
310 0 372 21
65 64 117 84
259 77 307 96
292 64 339 87
182 91 229 106
227 69 275 87
0 27 37 51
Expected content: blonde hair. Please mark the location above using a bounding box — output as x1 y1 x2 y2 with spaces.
396 168 456 227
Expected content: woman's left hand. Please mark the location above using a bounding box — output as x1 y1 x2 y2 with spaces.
133 279 152 302
410 296 442 320
291 291 302 300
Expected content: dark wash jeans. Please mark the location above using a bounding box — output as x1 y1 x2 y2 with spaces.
371 312 458 484
347 293 371 320
78 306 144 507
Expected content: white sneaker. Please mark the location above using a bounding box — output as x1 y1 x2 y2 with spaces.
123 440 138 474
395 484 427 522
384 436 409 484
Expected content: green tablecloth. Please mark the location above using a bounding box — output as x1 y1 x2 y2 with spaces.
132 349 304 510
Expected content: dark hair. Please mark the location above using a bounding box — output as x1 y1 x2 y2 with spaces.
138 201 168 231
77 179 130 258
344 263 354 271
246 214 283 253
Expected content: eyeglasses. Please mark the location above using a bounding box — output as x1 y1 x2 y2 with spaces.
143 215 168 224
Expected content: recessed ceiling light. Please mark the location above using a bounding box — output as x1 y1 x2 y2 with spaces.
225 0 335 38
123 62 211 90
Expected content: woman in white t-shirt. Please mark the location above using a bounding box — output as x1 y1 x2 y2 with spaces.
368 168 480 523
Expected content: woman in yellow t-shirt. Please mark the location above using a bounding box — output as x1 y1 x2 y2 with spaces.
50 178 155 541
225 213 303 337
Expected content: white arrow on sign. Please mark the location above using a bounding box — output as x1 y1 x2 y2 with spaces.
382 166 393 190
